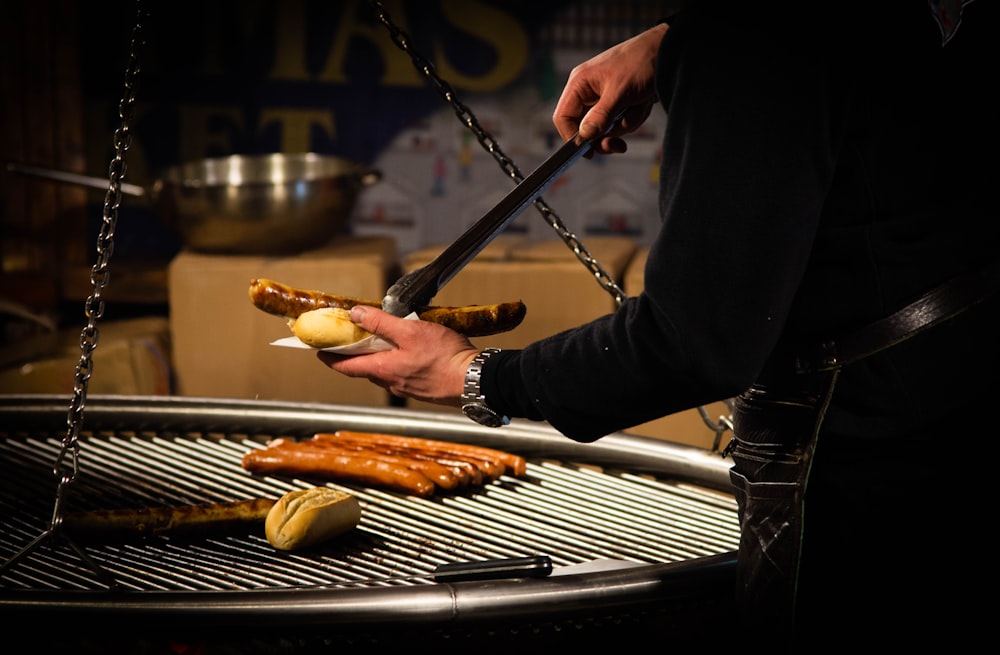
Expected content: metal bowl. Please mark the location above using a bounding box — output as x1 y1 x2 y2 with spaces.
152 153 381 254
6 153 382 255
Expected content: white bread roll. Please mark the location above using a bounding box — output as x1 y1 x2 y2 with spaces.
289 307 372 348
265 487 362 551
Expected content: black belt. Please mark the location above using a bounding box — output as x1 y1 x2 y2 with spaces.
795 261 1000 373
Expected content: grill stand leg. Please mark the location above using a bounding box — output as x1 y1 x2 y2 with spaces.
1 526 121 591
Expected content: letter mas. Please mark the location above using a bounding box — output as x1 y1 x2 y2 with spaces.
87 0 536 169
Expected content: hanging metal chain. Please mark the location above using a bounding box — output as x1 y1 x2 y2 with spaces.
1 0 146 587
698 399 735 453
366 0 627 306
56 0 145 518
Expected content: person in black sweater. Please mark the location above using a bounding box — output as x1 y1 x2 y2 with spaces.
322 1 996 648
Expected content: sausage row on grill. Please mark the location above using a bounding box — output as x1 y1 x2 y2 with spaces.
241 431 527 497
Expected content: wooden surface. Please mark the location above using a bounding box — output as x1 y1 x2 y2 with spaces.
2 1 89 313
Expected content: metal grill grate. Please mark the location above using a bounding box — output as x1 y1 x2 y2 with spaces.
0 395 739 633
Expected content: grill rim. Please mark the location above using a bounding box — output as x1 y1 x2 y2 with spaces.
0 552 737 627
0 394 733 491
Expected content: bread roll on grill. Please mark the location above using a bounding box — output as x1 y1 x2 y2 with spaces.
265 487 362 551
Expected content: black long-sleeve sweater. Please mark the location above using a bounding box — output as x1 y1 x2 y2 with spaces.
482 0 998 443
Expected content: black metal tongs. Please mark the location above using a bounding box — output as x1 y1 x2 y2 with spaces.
381 127 611 317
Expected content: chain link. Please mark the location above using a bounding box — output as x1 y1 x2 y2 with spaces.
366 0 627 306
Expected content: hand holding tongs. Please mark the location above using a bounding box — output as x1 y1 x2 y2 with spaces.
381 125 615 317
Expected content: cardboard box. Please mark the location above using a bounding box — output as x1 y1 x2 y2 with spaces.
622 247 733 451
0 317 172 395
168 236 397 406
622 245 650 299
403 236 637 413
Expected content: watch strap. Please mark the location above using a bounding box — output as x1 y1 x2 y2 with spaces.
461 348 509 427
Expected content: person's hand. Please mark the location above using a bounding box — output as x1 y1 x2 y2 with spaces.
317 305 480 406
553 22 668 156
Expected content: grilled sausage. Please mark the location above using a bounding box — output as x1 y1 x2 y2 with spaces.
320 432 499 482
242 438 437 497
300 436 463 490
327 431 527 477
62 497 276 540
249 277 366 316
248 277 526 338
416 302 528 338
310 433 477 486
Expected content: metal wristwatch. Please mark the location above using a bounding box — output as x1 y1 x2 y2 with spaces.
461 348 510 428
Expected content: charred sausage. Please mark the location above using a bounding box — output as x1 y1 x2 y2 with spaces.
248 277 526 337
62 497 276 540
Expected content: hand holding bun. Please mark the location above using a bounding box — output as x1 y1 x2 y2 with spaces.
290 307 372 348
265 487 362 550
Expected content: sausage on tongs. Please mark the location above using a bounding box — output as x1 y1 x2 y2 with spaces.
248 278 526 339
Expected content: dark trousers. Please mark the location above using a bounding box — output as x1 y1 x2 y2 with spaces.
728 370 837 649
730 372 988 651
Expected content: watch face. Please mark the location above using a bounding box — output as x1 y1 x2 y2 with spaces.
462 403 505 428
